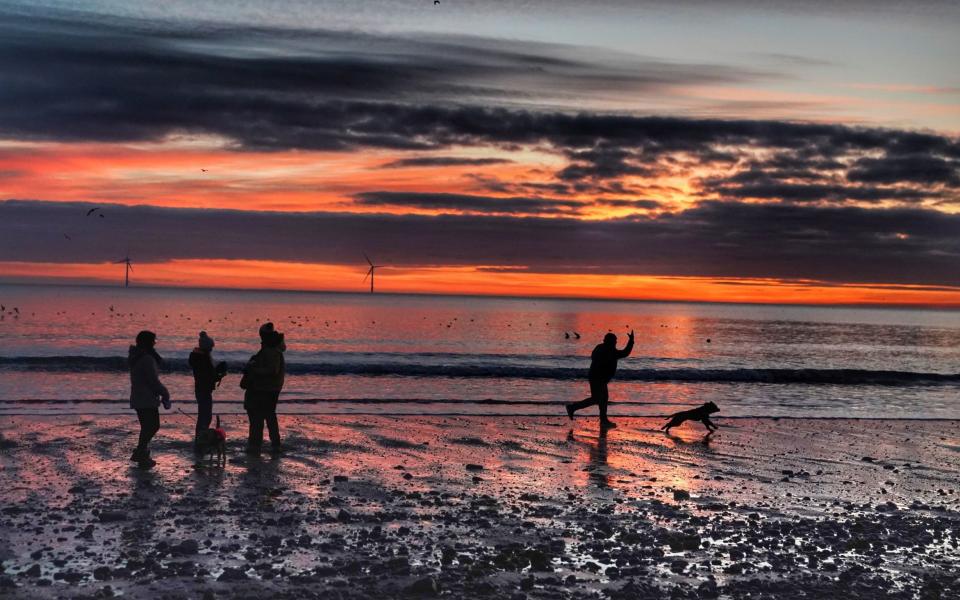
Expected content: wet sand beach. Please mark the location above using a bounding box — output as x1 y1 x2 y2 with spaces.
0 415 958 599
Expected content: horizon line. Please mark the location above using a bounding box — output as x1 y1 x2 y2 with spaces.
3 279 960 312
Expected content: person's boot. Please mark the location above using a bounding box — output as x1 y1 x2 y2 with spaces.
130 448 144 462
137 449 156 468
600 420 617 429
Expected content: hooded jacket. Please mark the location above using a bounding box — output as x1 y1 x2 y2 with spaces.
128 346 170 409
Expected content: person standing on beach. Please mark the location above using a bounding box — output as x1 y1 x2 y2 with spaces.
128 330 171 468
241 322 286 454
566 330 634 429
188 331 225 446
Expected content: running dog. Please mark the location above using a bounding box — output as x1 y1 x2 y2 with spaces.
661 402 720 434
195 415 227 465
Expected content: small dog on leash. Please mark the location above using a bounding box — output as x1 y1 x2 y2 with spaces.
661 402 720 435
195 415 227 465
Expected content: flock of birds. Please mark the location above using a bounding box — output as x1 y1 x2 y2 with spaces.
60 206 107 243
1 303 617 341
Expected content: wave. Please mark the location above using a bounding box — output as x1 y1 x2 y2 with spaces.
1 355 959 386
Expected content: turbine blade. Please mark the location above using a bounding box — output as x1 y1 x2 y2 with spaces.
362 252 373 266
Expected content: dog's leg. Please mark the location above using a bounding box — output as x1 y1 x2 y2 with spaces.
704 417 717 432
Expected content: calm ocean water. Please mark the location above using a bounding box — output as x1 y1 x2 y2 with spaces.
1 283 959 418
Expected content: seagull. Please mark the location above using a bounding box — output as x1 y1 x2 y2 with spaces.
99 214 105 218
63 233 71 240
201 169 207 172
574 332 580 339
565 332 570 339
435 0 439 4
85 207 100 217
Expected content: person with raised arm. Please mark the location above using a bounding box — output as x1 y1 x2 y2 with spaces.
566 330 634 429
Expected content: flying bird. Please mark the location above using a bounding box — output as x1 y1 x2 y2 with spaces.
63 233 71 240
85 207 100 217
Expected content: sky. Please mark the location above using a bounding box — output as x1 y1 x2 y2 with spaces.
0 0 959 304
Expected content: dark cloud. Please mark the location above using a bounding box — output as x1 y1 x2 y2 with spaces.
3 199 960 287
0 11 776 148
0 8 957 208
556 144 660 181
596 199 661 209
847 155 960 186
353 192 586 215
710 181 937 203
380 157 514 169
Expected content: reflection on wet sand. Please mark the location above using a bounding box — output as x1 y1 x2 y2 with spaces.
0 415 958 598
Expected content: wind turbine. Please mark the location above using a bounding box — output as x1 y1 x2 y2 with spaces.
362 253 383 293
114 252 134 288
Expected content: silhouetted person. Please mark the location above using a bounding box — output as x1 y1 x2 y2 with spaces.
128 330 170 468
189 331 226 446
241 322 286 455
566 330 634 429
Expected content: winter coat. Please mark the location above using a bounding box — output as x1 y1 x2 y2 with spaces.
128 346 170 409
244 345 285 392
189 348 217 394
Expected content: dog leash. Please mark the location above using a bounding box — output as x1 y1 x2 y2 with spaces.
176 407 227 429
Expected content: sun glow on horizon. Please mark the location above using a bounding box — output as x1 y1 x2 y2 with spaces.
2 259 960 307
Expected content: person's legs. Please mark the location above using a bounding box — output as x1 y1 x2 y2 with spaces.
195 390 213 435
595 382 615 427
248 410 264 447
134 408 160 464
597 383 617 427
567 379 602 418
265 392 281 448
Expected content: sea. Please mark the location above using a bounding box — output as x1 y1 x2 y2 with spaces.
1 283 959 419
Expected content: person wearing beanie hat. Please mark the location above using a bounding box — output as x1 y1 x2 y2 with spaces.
128 330 170 468
189 330 226 442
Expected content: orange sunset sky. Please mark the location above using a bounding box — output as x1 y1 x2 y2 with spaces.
1 1 959 305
